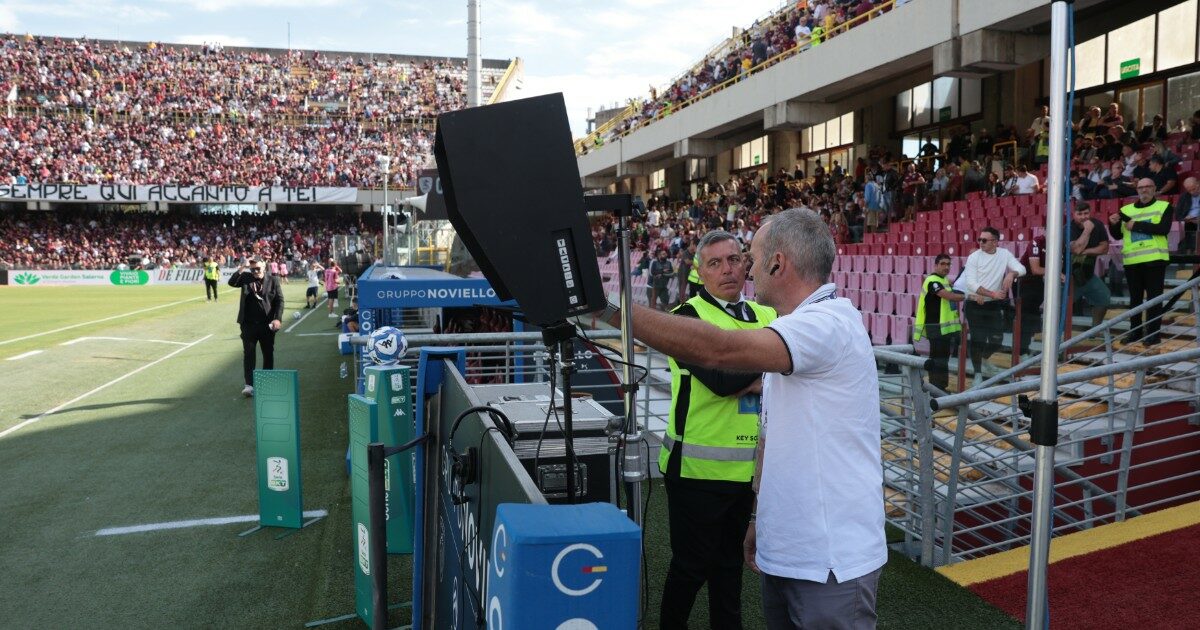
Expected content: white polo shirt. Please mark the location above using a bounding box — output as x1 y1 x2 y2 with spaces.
758 283 887 583
1014 173 1039 194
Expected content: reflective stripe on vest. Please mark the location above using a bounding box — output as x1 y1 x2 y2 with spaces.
661 434 755 462
1120 200 1171 266
913 273 962 341
660 295 776 481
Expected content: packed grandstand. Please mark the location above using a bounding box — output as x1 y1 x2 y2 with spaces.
3 1 1200 629
0 34 510 189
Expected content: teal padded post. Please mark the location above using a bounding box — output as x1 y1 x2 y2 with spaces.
363 365 416 555
253 369 303 529
348 394 379 627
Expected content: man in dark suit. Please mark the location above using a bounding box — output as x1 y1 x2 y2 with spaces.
1174 177 1200 255
228 256 286 397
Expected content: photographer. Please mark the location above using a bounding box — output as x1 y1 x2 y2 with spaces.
228 257 285 397
649 248 675 310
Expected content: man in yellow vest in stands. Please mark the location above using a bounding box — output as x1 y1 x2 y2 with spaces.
203 256 220 302
913 253 966 391
659 230 776 629
1108 178 1173 345
682 240 703 299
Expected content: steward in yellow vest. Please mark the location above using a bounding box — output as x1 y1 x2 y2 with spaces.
912 254 965 391
661 290 776 480
1108 180 1172 344
203 257 220 302
657 231 775 629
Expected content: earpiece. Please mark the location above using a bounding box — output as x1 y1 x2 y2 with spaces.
769 263 780 276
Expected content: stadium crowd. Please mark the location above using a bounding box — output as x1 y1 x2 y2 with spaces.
0 34 499 187
597 103 1200 310
0 209 375 271
590 0 905 145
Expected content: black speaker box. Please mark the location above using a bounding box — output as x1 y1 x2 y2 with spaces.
433 93 605 326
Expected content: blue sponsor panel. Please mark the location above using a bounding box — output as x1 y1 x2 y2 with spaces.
486 502 641 629
357 264 506 311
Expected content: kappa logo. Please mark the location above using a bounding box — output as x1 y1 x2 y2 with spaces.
551 543 606 597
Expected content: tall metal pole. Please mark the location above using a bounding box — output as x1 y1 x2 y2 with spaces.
379 155 391 265
467 0 482 108
1026 2 1070 627
616 211 644 526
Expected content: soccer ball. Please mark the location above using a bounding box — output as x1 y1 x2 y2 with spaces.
367 326 407 365
293 311 302 320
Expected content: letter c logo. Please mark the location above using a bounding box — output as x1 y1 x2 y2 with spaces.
551 543 604 597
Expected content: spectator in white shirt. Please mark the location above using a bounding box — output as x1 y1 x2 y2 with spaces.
962 226 1026 382
1027 104 1050 141
647 205 662 228
1010 164 1041 195
625 209 886 628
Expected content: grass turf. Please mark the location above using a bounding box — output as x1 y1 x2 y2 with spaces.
0 284 1015 628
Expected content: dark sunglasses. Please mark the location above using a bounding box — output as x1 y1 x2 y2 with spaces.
977 238 995 244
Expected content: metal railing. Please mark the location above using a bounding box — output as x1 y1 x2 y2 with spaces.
350 328 678 441
342 271 1198 569
879 272 1200 567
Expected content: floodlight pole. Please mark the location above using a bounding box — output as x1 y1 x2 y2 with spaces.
1026 1 1071 628
467 0 482 108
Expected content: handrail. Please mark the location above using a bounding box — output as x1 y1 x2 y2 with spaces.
973 273 1200 390
992 139 1019 156
931 346 1200 410
574 100 640 152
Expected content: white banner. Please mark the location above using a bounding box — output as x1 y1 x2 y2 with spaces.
7 268 237 286
0 184 359 204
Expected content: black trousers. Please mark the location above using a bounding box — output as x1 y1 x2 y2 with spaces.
205 278 219 300
964 301 1009 372
926 332 958 391
1125 261 1167 342
660 474 754 630
1017 285 1044 356
241 322 276 386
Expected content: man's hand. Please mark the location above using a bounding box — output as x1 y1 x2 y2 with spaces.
269 320 282 331
736 378 763 396
972 293 987 304
1109 212 1121 225
1082 220 1094 233
1124 219 1135 232
743 524 760 573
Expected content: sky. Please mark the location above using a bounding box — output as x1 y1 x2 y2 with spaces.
0 0 785 136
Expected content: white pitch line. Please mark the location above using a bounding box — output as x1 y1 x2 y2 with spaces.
284 297 328 333
297 332 342 337
60 336 189 347
94 509 329 536
5 350 43 361
0 288 235 347
0 333 213 440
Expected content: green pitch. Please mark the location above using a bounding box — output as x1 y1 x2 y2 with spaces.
0 283 1015 628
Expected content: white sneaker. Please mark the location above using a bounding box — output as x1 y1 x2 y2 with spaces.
328 313 337 318
242 385 254 397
